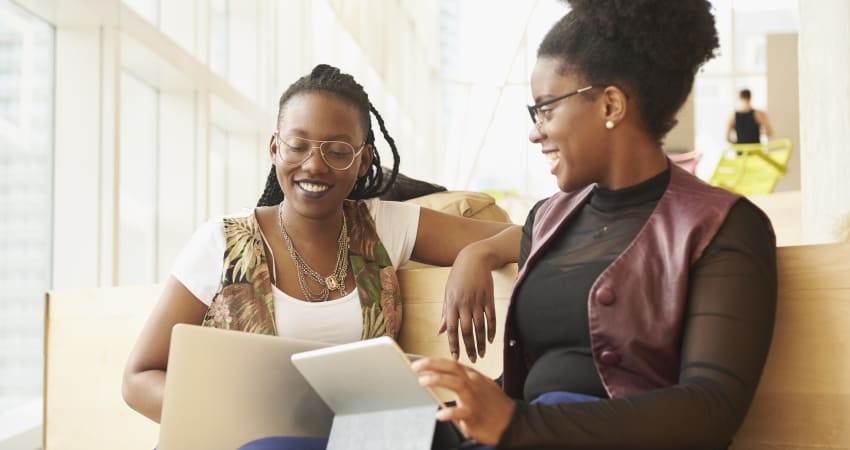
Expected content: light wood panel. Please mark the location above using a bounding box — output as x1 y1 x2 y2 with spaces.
397 263 518 379
43 243 850 449
748 190 802 247
44 285 161 450
731 242 850 449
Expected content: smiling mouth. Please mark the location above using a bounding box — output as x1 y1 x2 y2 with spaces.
296 181 330 193
543 151 560 168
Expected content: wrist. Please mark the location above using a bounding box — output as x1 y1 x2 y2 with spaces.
457 241 498 269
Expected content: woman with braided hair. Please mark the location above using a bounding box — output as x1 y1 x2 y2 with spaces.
122 64 520 433
415 1 777 448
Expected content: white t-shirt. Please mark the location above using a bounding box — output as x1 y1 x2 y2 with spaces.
171 198 420 344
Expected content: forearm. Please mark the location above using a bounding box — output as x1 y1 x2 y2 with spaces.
122 369 166 423
500 379 745 449
459 225 521 269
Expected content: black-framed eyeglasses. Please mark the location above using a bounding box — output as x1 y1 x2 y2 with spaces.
274 133 366 171
527 85 595 127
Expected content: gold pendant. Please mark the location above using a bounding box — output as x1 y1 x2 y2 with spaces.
325 276 338 290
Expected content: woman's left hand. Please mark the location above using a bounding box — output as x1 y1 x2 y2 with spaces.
412 357 515 447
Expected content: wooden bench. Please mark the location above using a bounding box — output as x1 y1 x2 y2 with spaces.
730 242 850 449
43 244 850 449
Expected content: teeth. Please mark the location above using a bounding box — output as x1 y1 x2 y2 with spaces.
298 182 329 193
544 152 559 168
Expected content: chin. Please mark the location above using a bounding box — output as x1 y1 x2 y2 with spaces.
557 175 591 194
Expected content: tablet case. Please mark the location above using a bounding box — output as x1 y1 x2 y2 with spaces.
291 336 467 450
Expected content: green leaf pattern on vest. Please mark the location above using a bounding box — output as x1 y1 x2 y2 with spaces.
202 200 402 341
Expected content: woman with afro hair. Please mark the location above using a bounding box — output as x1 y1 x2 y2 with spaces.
417 1 777 448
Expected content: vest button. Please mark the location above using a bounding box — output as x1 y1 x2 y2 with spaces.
595 287 615 306
599 349 621 365
508 339 517 347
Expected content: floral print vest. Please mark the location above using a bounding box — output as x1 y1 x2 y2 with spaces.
202 199 403 340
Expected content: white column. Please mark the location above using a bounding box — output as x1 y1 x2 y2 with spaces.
798 1 850 244
99 26 121 286
157 91 197 281
53 25 120 289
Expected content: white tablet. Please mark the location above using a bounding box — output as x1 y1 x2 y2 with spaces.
291 336 471 449
290 336 442 415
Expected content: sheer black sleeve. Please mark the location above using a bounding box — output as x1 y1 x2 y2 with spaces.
498 199 778 449
519 200 545 270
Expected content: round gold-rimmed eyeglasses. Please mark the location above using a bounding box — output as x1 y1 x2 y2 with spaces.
275 133 366 171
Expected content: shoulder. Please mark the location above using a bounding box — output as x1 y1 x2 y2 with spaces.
701 198 777 267
222 208 259 223
192 216 227 246
360 197 420 222
722 198 774 237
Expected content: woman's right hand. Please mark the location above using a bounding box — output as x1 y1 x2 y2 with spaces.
413 357 515 446
439 243 497 362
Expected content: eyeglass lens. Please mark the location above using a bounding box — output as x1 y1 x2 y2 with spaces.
278 135 358 170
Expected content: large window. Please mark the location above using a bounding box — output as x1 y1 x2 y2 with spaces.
0 0 53 432
693 0 798 179
118 72 159 285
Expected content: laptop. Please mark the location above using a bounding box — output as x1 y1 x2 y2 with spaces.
158 324 334 450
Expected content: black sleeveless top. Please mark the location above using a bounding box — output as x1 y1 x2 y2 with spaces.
735 110 760 144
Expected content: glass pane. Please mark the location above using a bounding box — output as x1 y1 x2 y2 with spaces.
209 0 228 78
703 0 732 74
733 3 799 73
209 125 228 218
118 72 158 285
0 0 54 414
694 77 735 180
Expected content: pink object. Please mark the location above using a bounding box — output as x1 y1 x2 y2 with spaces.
668 150 702 174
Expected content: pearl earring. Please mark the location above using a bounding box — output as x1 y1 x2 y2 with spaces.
605 120 615 129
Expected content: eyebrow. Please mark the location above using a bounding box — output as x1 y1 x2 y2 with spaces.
285 129 355 142
532 94 557 105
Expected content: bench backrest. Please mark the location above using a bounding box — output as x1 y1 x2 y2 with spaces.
731 242 850 449
43 244 850 449
43 285 161 450
41 265 514 449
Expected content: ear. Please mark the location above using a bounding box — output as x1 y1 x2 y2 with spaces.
601 85 628 127
268 133 279 163
357 144 374 177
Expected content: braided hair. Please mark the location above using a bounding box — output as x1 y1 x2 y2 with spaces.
256 64 401 207
539 0 718 143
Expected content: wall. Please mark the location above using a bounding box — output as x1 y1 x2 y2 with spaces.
767 33 800 192
664 93 695 153
798 0 850 243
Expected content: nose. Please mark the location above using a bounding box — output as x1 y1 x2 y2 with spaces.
529 123 545 144
299 147 331 173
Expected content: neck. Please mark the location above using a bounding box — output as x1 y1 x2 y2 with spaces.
600 127 669 190
278 202 346 243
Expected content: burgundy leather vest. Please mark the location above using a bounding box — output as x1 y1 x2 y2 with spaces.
502 164 749 399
